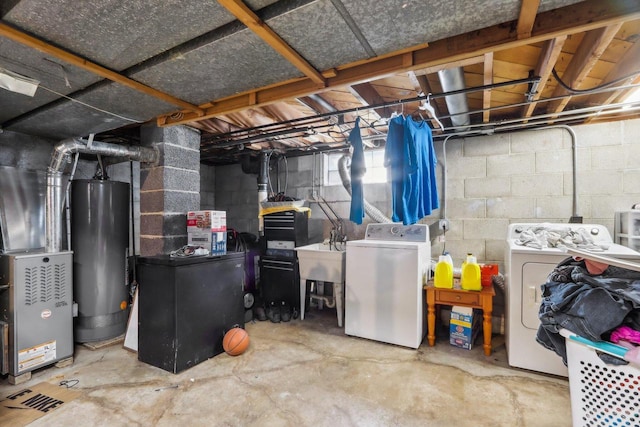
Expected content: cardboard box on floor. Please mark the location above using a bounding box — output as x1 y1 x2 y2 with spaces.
449 306 482 350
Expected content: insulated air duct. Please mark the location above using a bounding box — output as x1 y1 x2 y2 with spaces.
337 154 391 223
438 67 471 130
46 137 158 253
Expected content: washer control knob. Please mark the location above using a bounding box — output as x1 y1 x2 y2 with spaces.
390 226 399 235
514 226 523 234
591 228 599 236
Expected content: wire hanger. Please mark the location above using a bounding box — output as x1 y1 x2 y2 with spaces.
419 93 445 130
390 100 404 119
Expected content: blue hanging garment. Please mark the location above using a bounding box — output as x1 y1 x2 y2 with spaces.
384 115 440 225
402 116 423 224
401 117 439 225
349 117 366 224
384 114 408 223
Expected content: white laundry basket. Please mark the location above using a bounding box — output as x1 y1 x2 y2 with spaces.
561 329 640 427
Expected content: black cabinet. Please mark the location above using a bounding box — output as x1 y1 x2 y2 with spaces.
137 252 245 373
260 210 308 311
261 256 299 309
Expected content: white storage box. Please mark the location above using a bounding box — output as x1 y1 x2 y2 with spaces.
561 329 640 427
188 231 227 255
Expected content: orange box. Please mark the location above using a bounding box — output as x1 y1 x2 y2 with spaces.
480 264 498 287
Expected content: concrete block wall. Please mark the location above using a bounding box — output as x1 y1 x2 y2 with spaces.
214 119 640 271
200 164 216 210
214 162 260 236
434 120 640 269
140 124 201 256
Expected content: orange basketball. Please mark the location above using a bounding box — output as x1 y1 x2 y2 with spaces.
223 327 250 356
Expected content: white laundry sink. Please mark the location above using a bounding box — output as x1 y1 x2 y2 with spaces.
295 243 345 284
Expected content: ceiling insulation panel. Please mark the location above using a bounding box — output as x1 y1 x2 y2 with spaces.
267 0 369 72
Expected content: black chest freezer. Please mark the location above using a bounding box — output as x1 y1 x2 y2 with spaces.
136 252 245 373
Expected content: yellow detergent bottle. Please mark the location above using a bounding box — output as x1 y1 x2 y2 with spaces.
461 254 481 291
434 254 453 288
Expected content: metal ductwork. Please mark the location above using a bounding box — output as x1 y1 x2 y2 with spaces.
45 137 158 253
438 67 471 130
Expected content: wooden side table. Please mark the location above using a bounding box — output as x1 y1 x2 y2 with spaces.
425 282 495 356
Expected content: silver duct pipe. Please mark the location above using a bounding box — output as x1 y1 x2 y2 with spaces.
46 137 159 252
337 154 392 223
438 67 470 130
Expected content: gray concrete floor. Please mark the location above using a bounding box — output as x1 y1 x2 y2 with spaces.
1 309 572 427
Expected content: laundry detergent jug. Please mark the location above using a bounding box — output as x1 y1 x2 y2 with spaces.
461 254 481 291
434 254 453 288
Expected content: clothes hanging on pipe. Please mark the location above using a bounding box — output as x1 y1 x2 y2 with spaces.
406 116 439 220
384 114 411 223
348 117 365 224
384 115 439 225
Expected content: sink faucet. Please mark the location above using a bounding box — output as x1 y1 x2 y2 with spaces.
313 195 347 251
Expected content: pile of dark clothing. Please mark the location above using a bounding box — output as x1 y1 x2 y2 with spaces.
536 257 640 365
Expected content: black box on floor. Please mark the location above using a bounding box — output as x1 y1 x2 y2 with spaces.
136 252 245 373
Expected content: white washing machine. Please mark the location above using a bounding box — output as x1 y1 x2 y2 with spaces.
505 223 640 377
345 223 430 349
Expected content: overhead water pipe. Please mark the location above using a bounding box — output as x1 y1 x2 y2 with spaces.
46 137 158 252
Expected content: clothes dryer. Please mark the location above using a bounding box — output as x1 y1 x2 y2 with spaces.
345 223 430 349
505 223 640 376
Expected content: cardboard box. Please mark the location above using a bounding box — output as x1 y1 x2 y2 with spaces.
449 306 481 350
187 210 226 233
188 231 227 255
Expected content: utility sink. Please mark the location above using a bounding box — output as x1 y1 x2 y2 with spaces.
295 242 347 327
295 243 345 284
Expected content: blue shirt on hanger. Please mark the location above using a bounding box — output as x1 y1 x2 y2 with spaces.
349 117 366 224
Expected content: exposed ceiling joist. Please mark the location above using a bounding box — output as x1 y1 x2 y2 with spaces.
522 35 567 120
350 82 388 119
416 55 485 75
0 22 205 115
585 41 640 108
547 24 623 114
217 0 325 85
157 0 640 128
482 52 493 123
517 0 541 39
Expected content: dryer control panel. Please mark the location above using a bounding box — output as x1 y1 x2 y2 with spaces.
364 223 429 242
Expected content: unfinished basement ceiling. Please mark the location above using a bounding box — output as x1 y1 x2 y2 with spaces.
1 0 640 165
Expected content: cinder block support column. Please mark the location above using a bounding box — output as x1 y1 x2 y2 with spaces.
139 124 201 256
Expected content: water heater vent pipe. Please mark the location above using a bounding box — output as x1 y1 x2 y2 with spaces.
46 137 158 252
